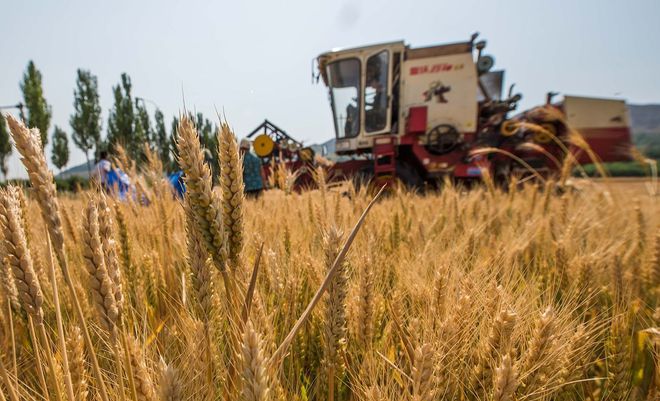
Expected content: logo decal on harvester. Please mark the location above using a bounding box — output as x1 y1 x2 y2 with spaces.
410 63 464 75
423 81 451 103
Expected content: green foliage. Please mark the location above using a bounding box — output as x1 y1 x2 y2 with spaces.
154 109 172 170
575 133 660 177
0 176 89 192
135 100 151 148
70 69 102 165
54 175 90 192
20 60 52 147
580 161 654 177
634 132 660 159
107 73 137 157
0 113 12 178
51 126 70 171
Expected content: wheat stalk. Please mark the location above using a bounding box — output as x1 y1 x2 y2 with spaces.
5 114 110 401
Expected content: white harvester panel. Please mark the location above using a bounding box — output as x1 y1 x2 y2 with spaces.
402 52 478 133
563 95 629 129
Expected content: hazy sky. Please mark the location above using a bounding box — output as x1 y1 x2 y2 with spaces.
1 0 659 178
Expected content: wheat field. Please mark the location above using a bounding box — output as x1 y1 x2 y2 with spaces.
0 114 658 401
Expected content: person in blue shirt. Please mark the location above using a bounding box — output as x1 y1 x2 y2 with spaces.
240 139 265 198
168 170 186 199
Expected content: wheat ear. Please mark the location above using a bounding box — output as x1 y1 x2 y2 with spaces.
493 354 518 401
473 308 517 397
177 116 243 399
0 187 44 325
5 114 110 401
159 362 183 401
241 321 271 401
322 226 349 401
0 256 21 316
81 199 120 339
606 313 631 400
66 325 88 400
218 123 244 269
518 307 556 395
82 199 131 401
175 116 228 273
98 193 125 320
411 343 434 401
126 335 158 401
183 199 216 386
184 199 214 321
355 261 375 348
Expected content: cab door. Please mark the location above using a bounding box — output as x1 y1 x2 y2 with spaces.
362 49 393 136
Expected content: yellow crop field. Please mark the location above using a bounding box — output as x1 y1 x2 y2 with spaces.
0 115 658 401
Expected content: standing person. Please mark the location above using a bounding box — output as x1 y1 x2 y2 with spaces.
91 151 112 192
240 139 265 198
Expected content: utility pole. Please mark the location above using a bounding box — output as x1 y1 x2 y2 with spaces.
0 103 26 121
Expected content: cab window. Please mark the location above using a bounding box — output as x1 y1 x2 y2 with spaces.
364 50 389 133
326 58 361 138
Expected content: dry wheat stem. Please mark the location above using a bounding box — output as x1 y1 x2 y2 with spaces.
270 185 385 367
45 231 76 401
5 114 111 401
0 355 19 401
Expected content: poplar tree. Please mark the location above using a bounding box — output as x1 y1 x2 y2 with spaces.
51 126 70 172
20 61 52 147
107 73 136 157
154 109 171 169
0 113 12 179
70 69 102 174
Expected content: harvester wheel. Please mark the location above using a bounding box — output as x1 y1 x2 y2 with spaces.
425 124 461 155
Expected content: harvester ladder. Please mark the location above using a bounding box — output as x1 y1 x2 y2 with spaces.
373 137 397 186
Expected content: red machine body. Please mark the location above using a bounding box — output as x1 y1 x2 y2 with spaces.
314 35 632 187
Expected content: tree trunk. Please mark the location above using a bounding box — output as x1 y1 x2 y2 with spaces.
85 151 91 179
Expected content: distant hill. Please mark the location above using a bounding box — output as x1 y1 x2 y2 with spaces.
629 104 660 135
57 160 93 179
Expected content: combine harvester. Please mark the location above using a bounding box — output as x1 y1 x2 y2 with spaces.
314 33 632 187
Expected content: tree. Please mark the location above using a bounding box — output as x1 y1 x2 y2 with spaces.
20 61 52 147
154 109 171 169
70 69 102 175
51 126 70 172
134 100 150 152
0 113 12 179
107 73 136 157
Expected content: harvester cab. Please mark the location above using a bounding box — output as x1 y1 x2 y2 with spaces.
316 34 524 186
